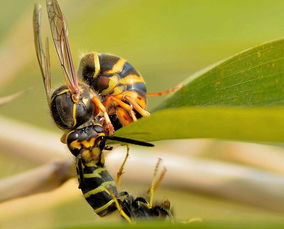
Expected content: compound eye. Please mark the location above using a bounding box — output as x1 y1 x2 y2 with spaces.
74 99 93 128
50 85 94 130
51 88 75 129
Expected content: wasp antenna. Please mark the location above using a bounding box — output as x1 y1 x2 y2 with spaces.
105 136 154 147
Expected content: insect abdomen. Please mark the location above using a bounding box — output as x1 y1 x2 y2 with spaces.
78 52 147 97
79 162 117 217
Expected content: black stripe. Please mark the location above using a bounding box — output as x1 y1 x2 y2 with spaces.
85 184 118 209
126 82 147 95
80 171 114 193
119 62 140 78
99 54 121 72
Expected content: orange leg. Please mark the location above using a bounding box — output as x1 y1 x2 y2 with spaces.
92 96 114 136
147 84 183 97
104 96 138 122
116 107 134 126
124 95 150 117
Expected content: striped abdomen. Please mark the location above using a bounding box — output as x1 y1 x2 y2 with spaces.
78 52 147 98
78 52 148 130
77 160 118 217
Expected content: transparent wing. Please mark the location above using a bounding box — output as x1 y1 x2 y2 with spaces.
33 4 52 104
46 0 79 96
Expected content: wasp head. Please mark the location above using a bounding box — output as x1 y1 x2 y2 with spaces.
66 124 105 158
50 83 96 130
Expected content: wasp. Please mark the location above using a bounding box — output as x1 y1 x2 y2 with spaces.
34 0 181 137
66 124 172 222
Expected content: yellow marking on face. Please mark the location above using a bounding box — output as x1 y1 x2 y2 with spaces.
93 52 101 78
70 140 81 150
83 181 115 198
82 149 92 161
83 167 106 178
119 74 144 85
98 132 105 137
101 75 119 95
81 138 95 148
104 58 126 74
93 199 115 214
91 147 100 156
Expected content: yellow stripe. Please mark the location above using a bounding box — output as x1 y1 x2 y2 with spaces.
119 74 144 85
84 181 115 198
83 167 106 178
72 103 77 127
93 199 115 214
93 52 100 77
104 58 126 74
56 89 69 96
70 140 81 150
101 75 119 95
50 89 69 103
81 138 95 148
85 161 100 168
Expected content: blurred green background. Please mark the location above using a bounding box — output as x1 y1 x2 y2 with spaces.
1 0 284 228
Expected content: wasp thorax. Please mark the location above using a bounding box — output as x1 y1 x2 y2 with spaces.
50 84 94 129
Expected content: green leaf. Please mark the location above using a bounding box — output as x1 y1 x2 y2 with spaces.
156 38 284 110
116 38 284 142
115 107 284 143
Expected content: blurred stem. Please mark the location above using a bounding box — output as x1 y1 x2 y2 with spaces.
213 141 284 175
0 91 25 106
0 160 75 202
0 179 79 222
0 116 67 164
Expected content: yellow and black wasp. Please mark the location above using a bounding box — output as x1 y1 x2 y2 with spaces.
66 123 173 222
34 0 181 137
33 1 173 222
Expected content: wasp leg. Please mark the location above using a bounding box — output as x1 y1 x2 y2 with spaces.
104 95 138 122
147 158 167 209
116 145 129 187
108 188 132 223
92 96 114 135
147 84 183 97
123 95 150 118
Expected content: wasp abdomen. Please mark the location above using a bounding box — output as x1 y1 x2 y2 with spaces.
78 52 146 97
79 162 117 217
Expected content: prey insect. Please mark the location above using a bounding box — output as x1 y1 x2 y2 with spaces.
67 124 173 222
34 0 181 137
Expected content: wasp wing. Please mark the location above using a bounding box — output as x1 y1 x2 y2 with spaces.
33 4 52 104
46 0 79 95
